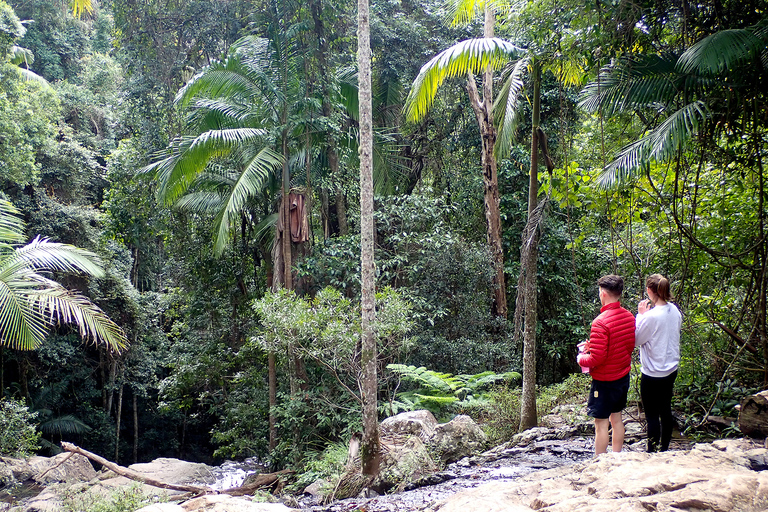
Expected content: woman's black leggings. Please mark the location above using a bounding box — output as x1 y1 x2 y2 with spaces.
640 370 678 452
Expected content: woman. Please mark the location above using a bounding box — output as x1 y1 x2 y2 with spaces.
636 274 682 452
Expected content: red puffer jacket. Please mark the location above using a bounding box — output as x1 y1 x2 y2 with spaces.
577 301 636 381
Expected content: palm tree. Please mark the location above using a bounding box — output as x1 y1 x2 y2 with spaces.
0 199 126 352
405 0 590 429
142 35 289 258
404 1 522 319
579 22 768 186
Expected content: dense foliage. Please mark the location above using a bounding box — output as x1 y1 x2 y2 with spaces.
0 0 766 478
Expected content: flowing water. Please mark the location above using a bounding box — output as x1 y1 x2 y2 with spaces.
297 436 596 512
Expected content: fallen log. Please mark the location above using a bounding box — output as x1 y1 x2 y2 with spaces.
738 390 768 438
61 442 293 496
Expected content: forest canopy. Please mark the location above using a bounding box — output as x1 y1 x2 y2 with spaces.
0 0 766 469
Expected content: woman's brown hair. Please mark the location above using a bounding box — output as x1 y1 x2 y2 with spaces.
646 274 671 302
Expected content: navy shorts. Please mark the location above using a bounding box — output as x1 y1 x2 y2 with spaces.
587 373 630 419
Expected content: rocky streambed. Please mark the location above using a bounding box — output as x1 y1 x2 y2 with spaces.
3 411 768 512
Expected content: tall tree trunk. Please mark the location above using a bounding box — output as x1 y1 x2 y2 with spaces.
519 61 542 430
133 392 139 464
115 383 124 464
358 0 379 479
268 352 277 451
466 6 507 319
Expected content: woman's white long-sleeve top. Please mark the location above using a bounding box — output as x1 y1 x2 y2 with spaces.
635 303 682 377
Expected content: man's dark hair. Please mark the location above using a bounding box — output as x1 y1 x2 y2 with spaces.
598 274 624 296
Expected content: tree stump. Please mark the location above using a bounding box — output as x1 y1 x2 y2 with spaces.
738 390 768 438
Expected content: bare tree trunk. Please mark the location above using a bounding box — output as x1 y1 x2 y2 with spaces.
133 392 138 464
519 61 542 431
269 352 277 451
106 359 117 414
336 188 349 236
115 383 124 464
358 0 379 479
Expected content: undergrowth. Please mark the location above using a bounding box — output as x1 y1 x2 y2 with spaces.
478 373 592 445
62 484 167 512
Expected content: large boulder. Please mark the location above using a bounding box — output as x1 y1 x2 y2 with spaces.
380 410 438 443
29 453 97 484
376 435 439 492
430 438 768 512
95 457 214 495
430 414 487 464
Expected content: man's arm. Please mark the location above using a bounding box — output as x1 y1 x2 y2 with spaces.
577 322 608 368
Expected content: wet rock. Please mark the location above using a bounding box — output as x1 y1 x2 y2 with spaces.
380 410 438 443
430 415 487 464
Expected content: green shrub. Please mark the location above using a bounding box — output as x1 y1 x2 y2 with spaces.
0 398 41 457
287 442 349 496
62 484 167 512
479 373 591 445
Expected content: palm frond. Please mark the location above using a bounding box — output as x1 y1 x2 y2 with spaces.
10 46 34 66
0 279 50 350
212 147 283 255
142 128 267 205
445 0 513 26
493 57 528 160
31 285 127 352
598 100 709 186
579 54 679 116
11 237 104 277
70 0 93 17
173 191 227 214
39 415 92 435
677 28 765 75
337 67 359 121
404 38 524 123
0 200 28 247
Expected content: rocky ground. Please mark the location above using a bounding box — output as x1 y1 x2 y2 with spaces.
2 405 767 512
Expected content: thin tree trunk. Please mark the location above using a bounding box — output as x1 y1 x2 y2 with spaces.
106 359 117 414
133 392 138 464
336 187 349 236
115 383 124 464
268 352 277 451
519 61 542 431
358 0 379 479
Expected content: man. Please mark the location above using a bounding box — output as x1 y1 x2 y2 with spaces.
577 274 636 455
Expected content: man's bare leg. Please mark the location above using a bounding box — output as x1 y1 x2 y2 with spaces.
610 412 624 452
594 418 610 454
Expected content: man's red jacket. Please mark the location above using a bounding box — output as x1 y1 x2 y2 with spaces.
577 301 636 381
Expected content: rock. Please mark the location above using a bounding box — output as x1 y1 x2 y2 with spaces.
430 438 768 512
380 410 438 443
28 453 96 484
430 415 487 464
17 488 62 512
0 457 34 484
0 464 14 488
95 457 214 495
302 478 327 496
376 435 438 492
134 494 299 512
738 390 768 438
